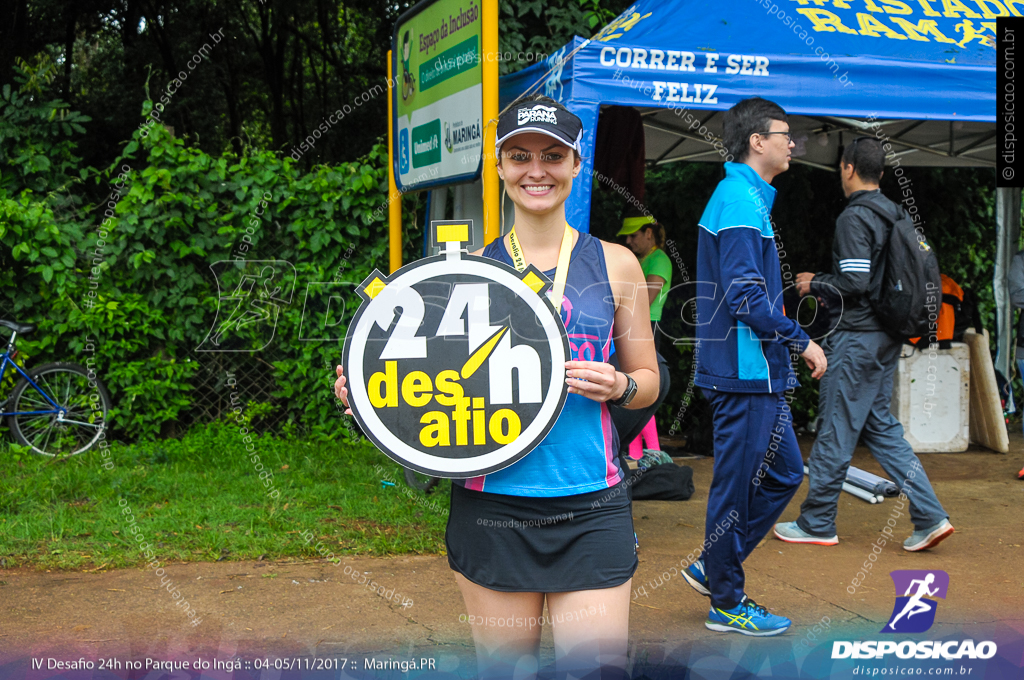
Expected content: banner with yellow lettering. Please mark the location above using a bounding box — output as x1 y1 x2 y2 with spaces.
504 0 996 124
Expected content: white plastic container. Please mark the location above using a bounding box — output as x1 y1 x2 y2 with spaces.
890 342 970 452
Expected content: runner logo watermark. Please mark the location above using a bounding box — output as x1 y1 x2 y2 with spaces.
882 569 948 634
833 570 997 662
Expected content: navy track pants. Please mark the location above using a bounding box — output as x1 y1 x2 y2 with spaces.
701 390 804 609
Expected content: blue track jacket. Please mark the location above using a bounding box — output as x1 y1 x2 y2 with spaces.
695 162 810 394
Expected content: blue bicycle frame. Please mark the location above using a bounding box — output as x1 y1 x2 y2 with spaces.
0 350 64 418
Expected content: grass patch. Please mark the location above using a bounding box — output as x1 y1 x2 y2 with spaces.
0 420 450 570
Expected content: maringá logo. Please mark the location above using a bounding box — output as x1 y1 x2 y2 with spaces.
444 120 481 154
882 570 948 634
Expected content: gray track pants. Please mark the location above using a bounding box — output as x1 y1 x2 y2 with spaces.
796 330 948 537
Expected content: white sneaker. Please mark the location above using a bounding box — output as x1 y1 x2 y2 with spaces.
773 521 838 546
903 519 954 552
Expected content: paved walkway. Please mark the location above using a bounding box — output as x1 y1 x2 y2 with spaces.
2 437 1022 676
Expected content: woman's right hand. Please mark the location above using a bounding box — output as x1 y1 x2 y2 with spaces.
334 365 353 415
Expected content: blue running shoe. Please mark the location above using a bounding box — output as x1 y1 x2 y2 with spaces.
705 597 791 636
682 558 710 597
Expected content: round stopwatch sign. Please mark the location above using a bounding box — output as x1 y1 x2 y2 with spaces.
343 223 569 478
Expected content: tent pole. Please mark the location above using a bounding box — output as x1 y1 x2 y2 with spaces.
956 131 997 156
564 100 600 233
788 157 839 173
994 187 1021 401
652 112 716 165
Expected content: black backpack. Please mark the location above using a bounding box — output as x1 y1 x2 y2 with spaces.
951 286 983 342
851 195 942 341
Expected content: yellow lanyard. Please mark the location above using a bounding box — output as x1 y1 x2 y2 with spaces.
508 223 573 314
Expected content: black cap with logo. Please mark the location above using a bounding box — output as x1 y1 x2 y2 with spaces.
495 99 583 157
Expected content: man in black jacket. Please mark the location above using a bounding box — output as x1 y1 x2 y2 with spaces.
773 137 954 552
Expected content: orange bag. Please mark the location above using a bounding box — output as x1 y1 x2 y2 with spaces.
909 274 961 346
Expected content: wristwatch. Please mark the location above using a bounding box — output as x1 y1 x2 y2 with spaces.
609 372 638 407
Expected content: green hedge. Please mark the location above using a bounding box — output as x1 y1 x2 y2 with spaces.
1 87 424 442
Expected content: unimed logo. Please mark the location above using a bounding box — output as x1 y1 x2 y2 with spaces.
412 119 441 168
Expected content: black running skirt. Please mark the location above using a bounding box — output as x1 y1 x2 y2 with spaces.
446 481 637 592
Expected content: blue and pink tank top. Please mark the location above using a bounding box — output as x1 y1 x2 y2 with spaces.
455 230 623 497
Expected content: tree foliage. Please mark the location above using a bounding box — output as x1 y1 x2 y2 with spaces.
1 0 631 183
1 59 425 439
0 0 628 442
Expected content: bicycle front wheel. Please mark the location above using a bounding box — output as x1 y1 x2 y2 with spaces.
404 468 441 494
9 362 111 457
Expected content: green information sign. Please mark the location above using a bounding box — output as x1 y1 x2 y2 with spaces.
393 0 482 192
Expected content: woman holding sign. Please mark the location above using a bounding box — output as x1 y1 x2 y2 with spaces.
335 95 659 679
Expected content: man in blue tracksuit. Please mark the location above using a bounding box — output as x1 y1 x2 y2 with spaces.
680 98 827 636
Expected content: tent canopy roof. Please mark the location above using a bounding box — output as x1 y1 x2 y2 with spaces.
641 110 995 169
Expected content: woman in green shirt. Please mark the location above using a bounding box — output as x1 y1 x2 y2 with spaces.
619 216 672 352
618 215 672 460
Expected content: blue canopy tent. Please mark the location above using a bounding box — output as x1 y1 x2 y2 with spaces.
468 0 1012 383
500 0 997 230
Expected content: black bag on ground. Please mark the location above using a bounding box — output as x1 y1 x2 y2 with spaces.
619 452 695 501
851 194 942 341
952 287 983 342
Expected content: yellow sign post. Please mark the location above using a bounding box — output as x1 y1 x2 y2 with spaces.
481 0 499 247
387 50 403 274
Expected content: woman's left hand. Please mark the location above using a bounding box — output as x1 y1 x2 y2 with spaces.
565 360 624 403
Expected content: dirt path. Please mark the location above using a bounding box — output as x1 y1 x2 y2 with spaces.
2 436 1023 675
